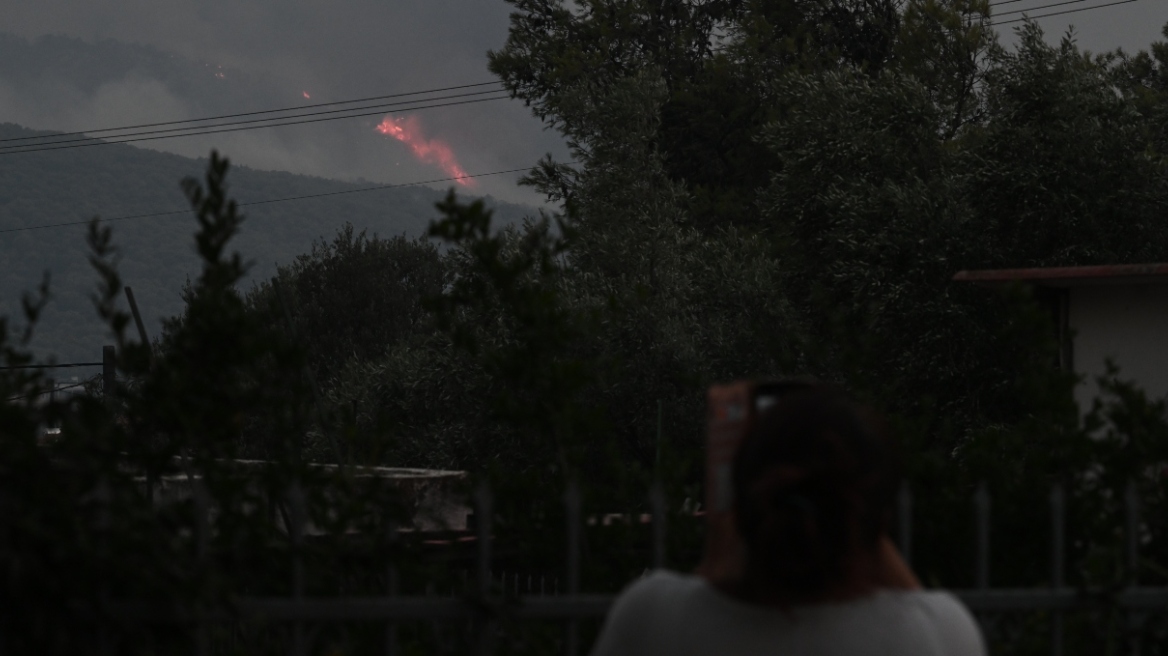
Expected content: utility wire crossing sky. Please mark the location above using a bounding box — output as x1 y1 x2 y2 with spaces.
0 91 509 156
990 0 1140 26
0 81 502 145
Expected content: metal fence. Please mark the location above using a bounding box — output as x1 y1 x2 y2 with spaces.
103 480 1168 656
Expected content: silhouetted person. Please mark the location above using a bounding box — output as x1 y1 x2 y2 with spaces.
591 386 985 655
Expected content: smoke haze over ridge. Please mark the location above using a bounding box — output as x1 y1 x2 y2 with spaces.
0 0 568 206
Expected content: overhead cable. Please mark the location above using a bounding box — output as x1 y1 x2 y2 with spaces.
0 93 511 156
993 0 1098 18
0 89 504 152
5 380 89 403
0 81 502 145
990 0 1139 25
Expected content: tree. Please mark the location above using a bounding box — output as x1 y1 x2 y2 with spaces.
247 225 447 388
756 22 1168 428
485 0 1168 598
2 153 399 654
490 0 904 232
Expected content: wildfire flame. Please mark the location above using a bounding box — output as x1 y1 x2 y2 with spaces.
302 91 311 99
375 116 473 186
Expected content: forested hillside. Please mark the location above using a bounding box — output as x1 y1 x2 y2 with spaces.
0 123 529 362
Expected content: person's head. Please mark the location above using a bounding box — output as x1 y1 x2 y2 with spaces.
732 385 899 602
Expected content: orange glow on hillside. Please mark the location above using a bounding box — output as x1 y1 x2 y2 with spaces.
375 115 473 186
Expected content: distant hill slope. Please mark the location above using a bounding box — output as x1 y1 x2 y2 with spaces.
0 123 532 364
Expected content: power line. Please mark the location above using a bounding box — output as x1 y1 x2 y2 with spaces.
990 0 1139 25
993 0 1096 18
0 81 502 146
0 167 536 235
0 94 511 156
0 89 504 153
957 0 1137 19
5 380 89 403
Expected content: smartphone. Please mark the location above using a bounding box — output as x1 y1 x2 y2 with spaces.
698 379 814 581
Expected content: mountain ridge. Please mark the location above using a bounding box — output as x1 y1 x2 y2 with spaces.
0 122 533 363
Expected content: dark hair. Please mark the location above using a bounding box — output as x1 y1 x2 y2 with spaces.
732 385 898 599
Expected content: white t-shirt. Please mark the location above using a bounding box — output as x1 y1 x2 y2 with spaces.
590 571 986 656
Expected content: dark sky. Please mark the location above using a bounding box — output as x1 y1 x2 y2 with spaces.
0 0 1163 207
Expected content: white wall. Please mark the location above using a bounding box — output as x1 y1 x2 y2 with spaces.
1070 284 1168 415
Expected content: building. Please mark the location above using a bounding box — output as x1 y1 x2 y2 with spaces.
954 263 1168 415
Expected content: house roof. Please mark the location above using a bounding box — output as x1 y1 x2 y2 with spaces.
952 264 1168 287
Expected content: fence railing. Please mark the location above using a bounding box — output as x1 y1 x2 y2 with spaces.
100 479 1168 656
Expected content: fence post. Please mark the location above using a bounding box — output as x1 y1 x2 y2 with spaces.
1125 481 1142 655
475 481 494 656
1050 484 1065 656
1125 481 1140 586
974 482 990 590
384 518 398 656
655 400 663 475
96 478 113 656
650 481 666 570
897 482 912 567
194 481 210 656
564 478 581 656
289 483 306 656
